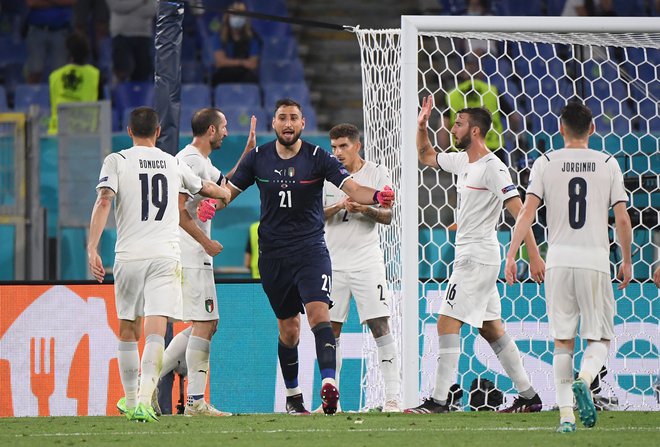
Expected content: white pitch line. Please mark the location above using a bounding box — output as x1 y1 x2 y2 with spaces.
7 426 660 438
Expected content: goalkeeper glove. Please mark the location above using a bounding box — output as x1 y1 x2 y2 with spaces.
197 198 217 222
373 185 395 207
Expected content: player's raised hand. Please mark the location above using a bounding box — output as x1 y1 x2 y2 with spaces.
617 260 632 290
418 95 434 129
87 249 105 283
375 185 395 208
504 256 517 285
204 239 223 257
197 198 217 222
245 115 257 150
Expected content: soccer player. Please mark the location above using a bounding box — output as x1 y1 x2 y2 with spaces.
504 102 632 432
87 107 231 422
205 98 395 415
321 123 401 412
405 95 545 414
153 108 256 416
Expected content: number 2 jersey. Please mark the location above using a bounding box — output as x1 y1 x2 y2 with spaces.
229 140 350 259
323 160 391 271
526 149 627 274
96 146 203 262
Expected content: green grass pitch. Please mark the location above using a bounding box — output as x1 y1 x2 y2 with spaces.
1 411 658 447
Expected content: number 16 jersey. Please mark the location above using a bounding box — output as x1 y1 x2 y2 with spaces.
526 148 627 274
96 146 203 262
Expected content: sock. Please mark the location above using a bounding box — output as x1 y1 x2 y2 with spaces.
138 334 164 406
311 322 336 381
375 333 400 401
578 341 609 387
432 334 460 405
278 338 300 394
186 335 210 406
490 333 536 399
118 341 139 408
553 347 575 424
335 337 342 389
160 326 191 378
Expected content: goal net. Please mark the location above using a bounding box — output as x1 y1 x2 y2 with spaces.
355 16 659 411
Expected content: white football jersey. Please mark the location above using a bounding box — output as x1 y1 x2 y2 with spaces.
526 148 627 274
96 146 203 262
437 151 519 265
177 144 222 269
323 160 391 271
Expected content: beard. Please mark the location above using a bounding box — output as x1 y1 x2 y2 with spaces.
275 128 302 147
454 133 471 150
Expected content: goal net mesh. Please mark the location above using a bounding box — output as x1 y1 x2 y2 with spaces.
355 26 659 411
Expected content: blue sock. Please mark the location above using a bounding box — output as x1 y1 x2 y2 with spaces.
278 339 299 389
311 322 336 380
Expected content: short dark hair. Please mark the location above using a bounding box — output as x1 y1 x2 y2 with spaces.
129 107 159 138
560 101 593 137
329 123 360 142
191 107 223 136
274 98 302 115
66 32 89 65
456 107 492 138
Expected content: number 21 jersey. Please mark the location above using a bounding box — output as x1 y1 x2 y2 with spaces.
526 149 627 274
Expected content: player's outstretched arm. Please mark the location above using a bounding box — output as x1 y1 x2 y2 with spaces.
504 196 545 283
324 198 347 220
504 195 541 285
87 187 115 283
613 202 632 290
417 94 439 168
178 193 223 256
340 178 395 208
198 180 231 205
344 199 393 225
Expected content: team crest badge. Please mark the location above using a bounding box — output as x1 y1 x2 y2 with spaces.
287 167 295 177
205 299 214 313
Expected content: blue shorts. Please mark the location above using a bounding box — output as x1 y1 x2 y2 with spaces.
259 248 332 320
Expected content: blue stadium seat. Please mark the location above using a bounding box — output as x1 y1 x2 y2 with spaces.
113 82 155 112
259 58 305 83
181 60 204 83
14 83 50 111
261 36 298 61
0 85 7 111
262 82 310 111
181 83 212 108
303 106 318 132
252 19 292 38
222 106 269 132
214 83 261 108
248 0 288 15
180 104 197 130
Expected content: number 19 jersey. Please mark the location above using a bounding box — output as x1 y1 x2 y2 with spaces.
526 149 628 274
96 146 203 262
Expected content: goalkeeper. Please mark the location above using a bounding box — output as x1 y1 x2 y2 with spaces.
406 95 544 414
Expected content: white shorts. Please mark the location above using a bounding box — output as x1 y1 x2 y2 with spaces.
545 267 615 340
330 265 391 324
439 258 501 328
114 258 183 321
182 267 219 321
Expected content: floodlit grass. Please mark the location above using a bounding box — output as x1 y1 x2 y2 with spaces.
1 411 658 447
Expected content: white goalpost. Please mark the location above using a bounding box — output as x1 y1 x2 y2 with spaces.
355 16 660 411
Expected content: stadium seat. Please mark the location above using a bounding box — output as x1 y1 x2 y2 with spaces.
0 85 7 111
222 106 269 132
181 83 212 109
214 83 261 108
261 36 298 61
303 106 318 132
262 82 310 111
181 60 204 83
112 82 155 112
180 104 197 130
14 84 50 111
252 19 292 38
258 59 305 84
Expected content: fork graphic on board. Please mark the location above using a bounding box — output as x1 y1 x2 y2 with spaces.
30 337 55 416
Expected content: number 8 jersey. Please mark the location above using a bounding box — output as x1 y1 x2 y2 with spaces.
96 146 203 262
526 149 628 274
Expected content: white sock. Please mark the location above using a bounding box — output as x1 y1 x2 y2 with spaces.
375 333 400 401
118 341 139 408
578 341 609 387
432 334 460 405
490 333 535 399
161 326 191 378
553 347 575 424
186 335 210 405
335 337 342 390
138 334 164 406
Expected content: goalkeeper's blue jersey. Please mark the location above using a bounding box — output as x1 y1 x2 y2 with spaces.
229 140 349 259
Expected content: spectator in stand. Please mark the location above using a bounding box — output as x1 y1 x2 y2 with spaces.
106 0 156 83
48 32 100 135
562 0 616 16
211 1 260 86
73 0 110 65
25 0 75 84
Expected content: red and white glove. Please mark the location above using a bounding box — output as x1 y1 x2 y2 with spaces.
373 185 395 208
197 198 217 222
